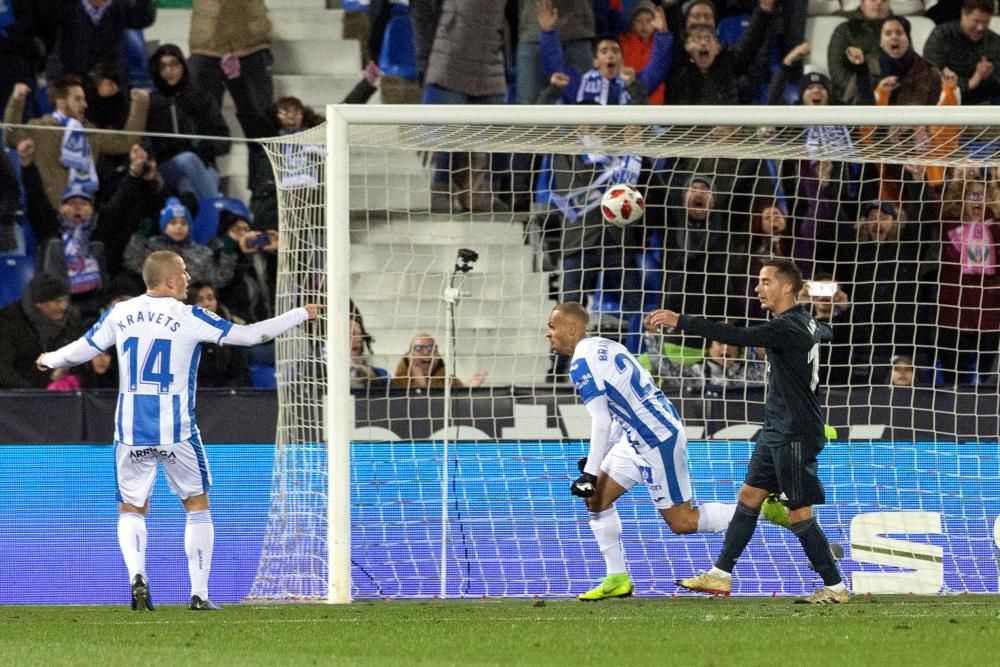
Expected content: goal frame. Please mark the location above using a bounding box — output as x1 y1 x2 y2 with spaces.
323 103 1000 604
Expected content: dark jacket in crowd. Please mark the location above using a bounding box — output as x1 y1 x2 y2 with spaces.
45 0 156 83
146 44 230 166
923 20 1000 105
0 296 84 389
827 9 886 104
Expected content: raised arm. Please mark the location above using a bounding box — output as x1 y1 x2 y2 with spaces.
37 337 102 371
636 27 674 97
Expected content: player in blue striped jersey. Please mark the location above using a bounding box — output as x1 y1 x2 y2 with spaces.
38 251 320 611
546 302 782 601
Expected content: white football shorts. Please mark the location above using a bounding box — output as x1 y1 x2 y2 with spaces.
115 439 213 505
600 432 692 510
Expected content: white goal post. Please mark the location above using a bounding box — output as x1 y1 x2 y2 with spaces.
256 104 1000 604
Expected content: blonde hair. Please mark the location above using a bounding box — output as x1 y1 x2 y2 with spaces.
142 250 182 289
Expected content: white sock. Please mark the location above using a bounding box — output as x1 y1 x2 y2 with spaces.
696 502 737 533
589 508 627 575
827 582 847 592
185 510 214 599
708 566 732 578
117 512 147 582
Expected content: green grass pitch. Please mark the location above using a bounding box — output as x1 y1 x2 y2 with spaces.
3 596 999 665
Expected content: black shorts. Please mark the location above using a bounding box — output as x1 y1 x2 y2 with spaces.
744 439 826 510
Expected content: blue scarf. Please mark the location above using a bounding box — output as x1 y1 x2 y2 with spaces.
53 111 99 194
279 131 325 188
550 150 642 223
575 69 631 106
60 216 102 294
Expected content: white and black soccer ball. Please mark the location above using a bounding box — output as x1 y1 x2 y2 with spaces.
600 184 645 228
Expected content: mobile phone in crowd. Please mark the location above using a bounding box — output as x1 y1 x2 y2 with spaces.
806 280 838 298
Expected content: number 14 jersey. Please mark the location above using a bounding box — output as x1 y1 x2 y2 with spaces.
85 294 235 446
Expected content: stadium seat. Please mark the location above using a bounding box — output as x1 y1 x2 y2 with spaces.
908 16 936 57
991 16 1000 34
342 0 368 10
717 15 752 48
0 255 35 309
378 15 419 81
249 363 278 389
124 29 153 90
804 16 847 76
191 196 253 244
807 0 841 15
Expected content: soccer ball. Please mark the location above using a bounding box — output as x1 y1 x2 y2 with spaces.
600 184 645 228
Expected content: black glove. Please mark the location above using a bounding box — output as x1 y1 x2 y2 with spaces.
571 472 598 498
577 456 588 473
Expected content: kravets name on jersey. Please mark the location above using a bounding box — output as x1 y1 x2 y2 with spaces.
84 294 235 446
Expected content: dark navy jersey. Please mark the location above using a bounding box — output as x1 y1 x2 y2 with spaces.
677 305 833 445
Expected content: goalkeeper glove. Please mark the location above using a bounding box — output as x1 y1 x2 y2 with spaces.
571 472 598 498
577 456 588 473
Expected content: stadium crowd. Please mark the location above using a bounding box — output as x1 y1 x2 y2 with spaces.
0 0 998 393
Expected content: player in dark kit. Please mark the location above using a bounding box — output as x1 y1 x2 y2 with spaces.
647 258 849 604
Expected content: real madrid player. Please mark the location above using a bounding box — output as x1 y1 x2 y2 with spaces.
546 301 789 601
38 251 321 611
650 259 849 604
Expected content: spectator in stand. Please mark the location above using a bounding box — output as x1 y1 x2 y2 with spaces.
768 42 833 105
147 44 229 201
742 199 792 320
662 11 772 106
123 197 235 289
923 0 1000 106
841 201 924 385
658 0 776 104
539 0 672 105
35 184 108 323
187 0 273 119
223 56 378 231
662 174 747 322
21 141 170 292
936 178 1000 386
620 2 669 104
3 78 149 210
390 333 486 389
827 0 891 104
798 275 852 386
689 335 767 396
83 62 134 202
185 280 251 388
423 0 510 214
216 206 277 323
889 354 915 387
851 17 957 107
45 0 155 85
0 274 83 389
515 0 596 107
351 319 389 391
0 0 62 122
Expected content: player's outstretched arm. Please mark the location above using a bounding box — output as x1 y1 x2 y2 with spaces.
223 304 322 346
648 309 790 349
37 338 102 372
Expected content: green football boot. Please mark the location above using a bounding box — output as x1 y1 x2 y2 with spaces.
578 573 633 601
761 494 791 529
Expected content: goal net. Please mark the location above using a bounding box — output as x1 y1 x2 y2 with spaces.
249 105 1000 602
